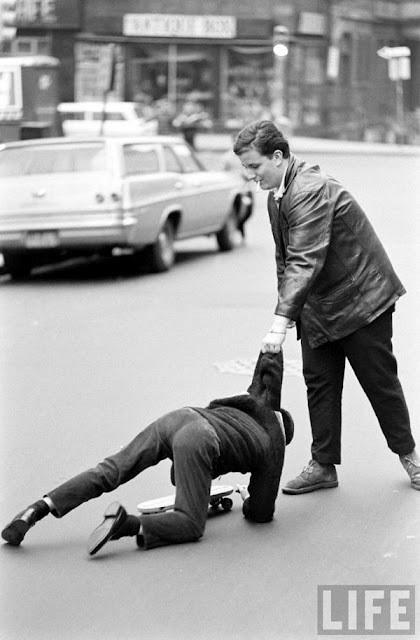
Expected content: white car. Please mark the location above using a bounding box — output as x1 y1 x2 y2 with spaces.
57 102 159 137
0 136 253 278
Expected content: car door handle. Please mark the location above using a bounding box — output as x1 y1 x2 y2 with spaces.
175 181 184 189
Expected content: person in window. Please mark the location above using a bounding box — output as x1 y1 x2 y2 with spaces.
172 101 211 150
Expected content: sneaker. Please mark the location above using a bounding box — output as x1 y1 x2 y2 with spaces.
399 452 420 490
87 502 127 556
282 460 338 495
2 507 39 546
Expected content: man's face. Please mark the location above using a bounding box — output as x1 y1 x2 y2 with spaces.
239 148 285 191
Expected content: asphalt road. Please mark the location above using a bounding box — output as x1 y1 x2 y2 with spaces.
1 149 419 640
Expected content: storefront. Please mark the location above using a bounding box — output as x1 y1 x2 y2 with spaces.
76 9 276 130
11 0 82 102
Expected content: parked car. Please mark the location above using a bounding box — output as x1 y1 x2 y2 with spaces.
57 102 159 137
0 136 252 278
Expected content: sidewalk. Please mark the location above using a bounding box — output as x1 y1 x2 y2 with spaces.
196 131 420 156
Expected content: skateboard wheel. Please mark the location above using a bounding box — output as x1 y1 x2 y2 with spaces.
221 497 233 511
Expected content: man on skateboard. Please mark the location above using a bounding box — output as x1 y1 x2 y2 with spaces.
2 351 293 555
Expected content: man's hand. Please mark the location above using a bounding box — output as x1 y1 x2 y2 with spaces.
262 330 286 353
236 484 250 501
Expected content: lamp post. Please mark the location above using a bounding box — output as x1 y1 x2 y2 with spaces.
377 46 411 143
271 25 289 125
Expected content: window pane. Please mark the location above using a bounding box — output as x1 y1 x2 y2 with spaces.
172 144 202 173
163 146 182 172
123 145 159 175
0 144 107 176
225 48 272 128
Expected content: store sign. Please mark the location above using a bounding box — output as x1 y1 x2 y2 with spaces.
123 14 237 39
297 12 327 36
16 0 80 28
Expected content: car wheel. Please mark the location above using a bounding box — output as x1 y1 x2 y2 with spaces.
216 210 239 252
2 252 32 280
146 219 176 272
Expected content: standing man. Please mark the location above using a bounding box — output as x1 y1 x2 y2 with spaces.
233 120 419 493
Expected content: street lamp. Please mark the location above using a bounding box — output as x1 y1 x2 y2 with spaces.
271 25 289 123
273 25 289 58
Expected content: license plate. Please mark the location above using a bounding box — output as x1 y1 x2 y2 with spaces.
25 231 59 248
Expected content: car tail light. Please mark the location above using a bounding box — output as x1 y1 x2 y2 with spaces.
110 192 120 202
95 193 105 204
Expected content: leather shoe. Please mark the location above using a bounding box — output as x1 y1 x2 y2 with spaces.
282 460 338 494
87 502 127 556
2 508 39 546
399 452 420 490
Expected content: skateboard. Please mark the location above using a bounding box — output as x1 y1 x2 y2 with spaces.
137 484 234 515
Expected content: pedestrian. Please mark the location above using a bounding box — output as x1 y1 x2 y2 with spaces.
2 351 294 555
221 132 254 240
172 101 211 150
233 119 420 493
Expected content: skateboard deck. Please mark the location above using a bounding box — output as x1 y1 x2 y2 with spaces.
137 484 234 514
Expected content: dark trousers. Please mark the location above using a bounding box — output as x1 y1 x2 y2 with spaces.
301 307 415 464
48 408 221 549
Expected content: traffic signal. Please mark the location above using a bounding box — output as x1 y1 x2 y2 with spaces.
273 25 289 57
0 0 17 43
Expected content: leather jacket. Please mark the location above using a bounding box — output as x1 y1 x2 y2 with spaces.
268 153 406 348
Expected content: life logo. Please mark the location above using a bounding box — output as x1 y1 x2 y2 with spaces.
318 585 415 635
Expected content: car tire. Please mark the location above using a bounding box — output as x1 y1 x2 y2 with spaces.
3 252 32 280
146 219 176 272
216 210 239 252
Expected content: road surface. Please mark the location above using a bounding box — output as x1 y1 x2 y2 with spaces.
1 147 419 640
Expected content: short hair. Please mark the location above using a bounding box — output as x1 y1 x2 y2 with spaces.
233 120 290 158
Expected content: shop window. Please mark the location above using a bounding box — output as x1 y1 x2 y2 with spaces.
129 43 216 120
225 47 272 129
302 93 322 127
11 37 51 56
303 46 324 85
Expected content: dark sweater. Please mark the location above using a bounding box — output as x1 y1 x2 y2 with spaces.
193 394 287 523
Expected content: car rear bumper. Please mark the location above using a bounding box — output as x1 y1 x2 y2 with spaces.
0 217 140 252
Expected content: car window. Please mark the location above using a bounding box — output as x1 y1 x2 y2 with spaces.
0 143 107 176
163 146 182 173
60 111 85 120
92 111 125 121
123 145 159 176
172 143 203 173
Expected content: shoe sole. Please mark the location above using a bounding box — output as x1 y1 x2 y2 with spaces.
87 502 126 556
282 480 338 495
1 519 29 546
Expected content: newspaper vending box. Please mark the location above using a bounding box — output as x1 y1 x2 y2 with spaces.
0 55 60 142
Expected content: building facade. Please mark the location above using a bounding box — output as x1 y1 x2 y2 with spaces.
6 0 420 141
